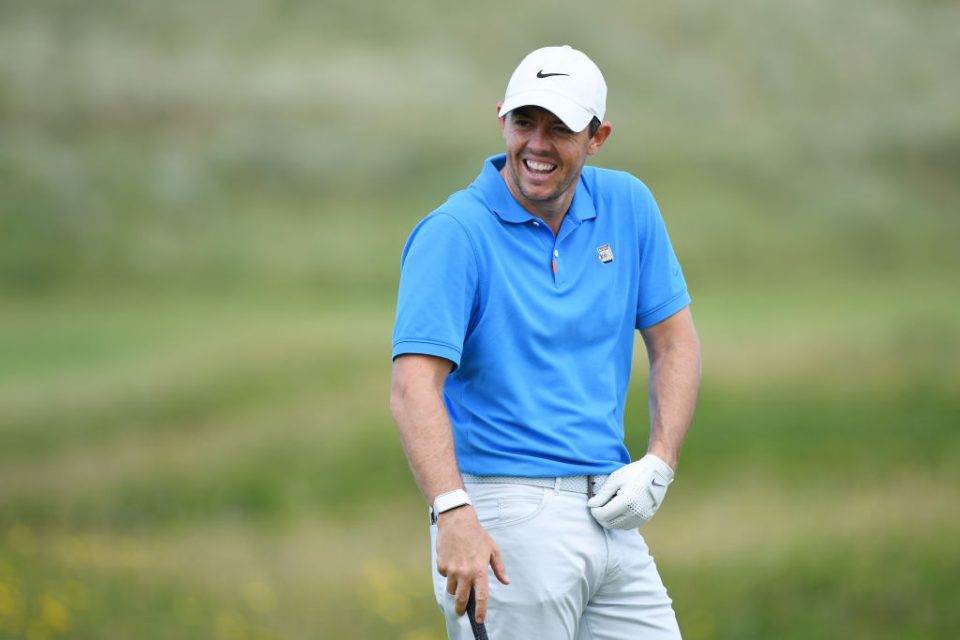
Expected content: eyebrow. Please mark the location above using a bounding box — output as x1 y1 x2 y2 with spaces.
511 106 563 126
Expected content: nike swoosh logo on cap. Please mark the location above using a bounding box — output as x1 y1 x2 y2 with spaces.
537 70 569 78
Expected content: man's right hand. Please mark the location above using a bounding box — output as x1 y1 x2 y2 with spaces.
436 506 510 624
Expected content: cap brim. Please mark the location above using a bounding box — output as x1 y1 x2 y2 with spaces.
498 91 593 133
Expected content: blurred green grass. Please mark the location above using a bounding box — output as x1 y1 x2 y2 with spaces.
2 0 959 638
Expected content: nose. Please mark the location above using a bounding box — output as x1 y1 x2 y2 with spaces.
527 122 552 153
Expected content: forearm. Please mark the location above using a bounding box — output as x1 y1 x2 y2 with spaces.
390 356 463 504
389 355 507 620
642 308 702 470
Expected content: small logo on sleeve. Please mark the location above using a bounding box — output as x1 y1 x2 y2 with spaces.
597 244 614 264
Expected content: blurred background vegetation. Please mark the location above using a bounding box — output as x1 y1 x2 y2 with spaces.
1 0 958 638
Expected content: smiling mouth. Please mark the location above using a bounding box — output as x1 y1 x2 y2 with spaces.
523 158 557 176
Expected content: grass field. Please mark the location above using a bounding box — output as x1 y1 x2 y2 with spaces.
2 1 959 638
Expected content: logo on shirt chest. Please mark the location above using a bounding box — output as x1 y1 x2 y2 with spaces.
596 244 614 264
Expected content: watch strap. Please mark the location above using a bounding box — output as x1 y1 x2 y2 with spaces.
432 489 472 517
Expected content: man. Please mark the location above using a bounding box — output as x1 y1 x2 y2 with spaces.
390 45 701 639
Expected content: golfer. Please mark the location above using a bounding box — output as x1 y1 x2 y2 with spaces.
390 45 701 639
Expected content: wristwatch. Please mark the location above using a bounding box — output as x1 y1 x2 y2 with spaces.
431 489 472 523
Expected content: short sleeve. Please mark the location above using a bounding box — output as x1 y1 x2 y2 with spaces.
635 187 691 329
392 213 479 368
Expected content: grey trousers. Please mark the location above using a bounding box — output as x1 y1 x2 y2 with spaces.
430 479 682 639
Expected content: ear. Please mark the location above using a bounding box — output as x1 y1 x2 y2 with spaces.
496 101 506 135
586 121 613 156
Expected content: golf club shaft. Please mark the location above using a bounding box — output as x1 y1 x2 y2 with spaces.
466 587 489 639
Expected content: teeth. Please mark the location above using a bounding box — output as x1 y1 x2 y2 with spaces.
525 159 556 172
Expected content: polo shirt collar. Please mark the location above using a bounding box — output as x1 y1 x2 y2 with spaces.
475 154 598 225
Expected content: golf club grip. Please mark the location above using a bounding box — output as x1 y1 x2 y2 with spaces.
466 587 489 640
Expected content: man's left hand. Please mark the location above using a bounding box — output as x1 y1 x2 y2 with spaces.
588 453 675 529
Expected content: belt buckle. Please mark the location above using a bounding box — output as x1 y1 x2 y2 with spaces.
587 475 595 499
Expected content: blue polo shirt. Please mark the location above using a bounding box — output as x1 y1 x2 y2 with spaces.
392 154 690 477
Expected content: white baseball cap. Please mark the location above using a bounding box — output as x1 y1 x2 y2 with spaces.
498 45 607 133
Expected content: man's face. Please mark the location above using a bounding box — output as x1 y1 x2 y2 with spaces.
498 105 607 214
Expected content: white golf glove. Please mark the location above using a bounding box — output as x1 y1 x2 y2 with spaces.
587 453 675 530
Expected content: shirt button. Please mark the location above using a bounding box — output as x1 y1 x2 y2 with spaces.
554 250 559 257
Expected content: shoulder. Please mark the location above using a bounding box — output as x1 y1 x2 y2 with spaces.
408 181 497 247
437 184 496 231
583 165 653 196
401 192 487 267
580 165 658 218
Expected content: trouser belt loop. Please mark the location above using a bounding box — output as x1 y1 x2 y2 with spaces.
553 477 562 494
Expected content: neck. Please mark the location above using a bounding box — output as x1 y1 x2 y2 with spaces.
498 166 576 236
